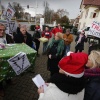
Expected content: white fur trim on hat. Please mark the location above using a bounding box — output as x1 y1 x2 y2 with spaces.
67 51 73 56
62 69 84 78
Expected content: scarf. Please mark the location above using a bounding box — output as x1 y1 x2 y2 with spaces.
84 67 100 77
49 73 85 94
47 38 64 56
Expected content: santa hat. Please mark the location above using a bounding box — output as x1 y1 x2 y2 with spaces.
58 52 88 78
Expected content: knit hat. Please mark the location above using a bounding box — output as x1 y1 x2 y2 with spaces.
58 52 88 78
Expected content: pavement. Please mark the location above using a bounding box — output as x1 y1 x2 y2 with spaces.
0 34 89 100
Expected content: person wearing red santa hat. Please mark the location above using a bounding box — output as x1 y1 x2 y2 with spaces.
37 52 88 100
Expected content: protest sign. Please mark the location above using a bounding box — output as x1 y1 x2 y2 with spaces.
9 21 17 33
88 21 100 38
2 3 15 21
7 52 30 75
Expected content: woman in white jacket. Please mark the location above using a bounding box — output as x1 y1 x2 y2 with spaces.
38 52 88 100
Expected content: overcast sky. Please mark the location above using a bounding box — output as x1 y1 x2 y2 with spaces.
1 0 82 19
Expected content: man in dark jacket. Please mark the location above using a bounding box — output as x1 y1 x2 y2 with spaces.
14 26 33 47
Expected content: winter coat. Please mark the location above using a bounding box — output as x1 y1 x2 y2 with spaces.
47 41 63 72
38 73 85 100
84 76 100 100
63 33 73 45
52 27 63 36
75 35 87 50
6 34 14 43
42 31 51 39
14 32 33 47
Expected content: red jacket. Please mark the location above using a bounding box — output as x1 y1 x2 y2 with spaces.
42 31 51 39
52 27 63 36
35 25 41 31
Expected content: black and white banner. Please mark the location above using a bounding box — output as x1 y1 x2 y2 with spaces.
88 21 100 38
7 52 31 75
2 3 15 21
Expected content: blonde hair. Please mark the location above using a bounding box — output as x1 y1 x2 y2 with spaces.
89 50 100 67
56 32 63 39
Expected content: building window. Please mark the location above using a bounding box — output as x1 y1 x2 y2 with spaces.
93 13 96 18
90 12 98 18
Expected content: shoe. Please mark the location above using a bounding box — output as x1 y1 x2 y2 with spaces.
0 89 5 97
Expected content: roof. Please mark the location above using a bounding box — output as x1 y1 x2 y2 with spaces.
83 0 100 6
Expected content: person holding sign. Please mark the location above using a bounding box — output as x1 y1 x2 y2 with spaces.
37 52 88 100
75 30 87 53
42 27 51 55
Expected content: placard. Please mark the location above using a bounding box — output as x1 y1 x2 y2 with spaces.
7 52 30 75
88 21 100 38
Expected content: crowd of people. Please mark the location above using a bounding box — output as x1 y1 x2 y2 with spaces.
0 22 100 100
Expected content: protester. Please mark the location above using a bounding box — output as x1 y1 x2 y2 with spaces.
63 28 73 56
0 23 14 44
35 24 41 32
38 52 88 100
84 50 100 100
42 27 51 54
0 23 14 97
14 25 33 47
46 32 64 76
52 24 63 36
75 30 87 53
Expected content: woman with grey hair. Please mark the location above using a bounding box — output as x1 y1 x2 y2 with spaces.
0 23 14 44
84 50 100 100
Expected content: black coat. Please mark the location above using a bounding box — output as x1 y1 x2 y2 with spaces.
84 77 100 100
75 35 87 50
14 32 33 47
49 73 85 94
6 34 14 43
47 42 62 72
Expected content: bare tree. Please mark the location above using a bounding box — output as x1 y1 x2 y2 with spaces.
12 2 25 19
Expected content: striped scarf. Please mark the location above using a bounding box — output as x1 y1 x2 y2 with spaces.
84 67 100 77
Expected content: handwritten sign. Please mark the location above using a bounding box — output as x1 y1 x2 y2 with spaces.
7 52 30 75
88 21 100 38
2 3 15 21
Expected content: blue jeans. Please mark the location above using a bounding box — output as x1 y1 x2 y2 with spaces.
43 42 48 53
64 45 70 56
